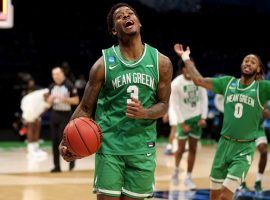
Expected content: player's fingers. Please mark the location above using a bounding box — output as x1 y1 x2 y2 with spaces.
131 97 140 104
127 101 139 108
126 112 136 118
174 43 180 50
126 105 139 112
59 145 67 154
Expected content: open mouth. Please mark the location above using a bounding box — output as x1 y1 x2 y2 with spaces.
125 20 134 28
243 66 251 73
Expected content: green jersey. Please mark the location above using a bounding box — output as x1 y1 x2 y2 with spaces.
212 76 270 140
95 43 159 155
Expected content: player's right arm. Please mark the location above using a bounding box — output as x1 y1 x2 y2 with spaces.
70 57 105 120
174 43 213 91
60 57 105 162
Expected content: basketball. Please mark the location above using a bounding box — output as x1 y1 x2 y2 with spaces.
64 117 102 157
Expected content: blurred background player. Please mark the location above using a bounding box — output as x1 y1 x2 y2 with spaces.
21 87 51 160
46 67 79 172
163 107 178 155
239 107 270 192
164 67 182 155
170 59 208 189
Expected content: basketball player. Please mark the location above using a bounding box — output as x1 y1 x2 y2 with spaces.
170 60 208 189
163 109 178 155
60 3 172 200
174 43 270 200
21 88 51 160
239 108 269 192
214 94 269 192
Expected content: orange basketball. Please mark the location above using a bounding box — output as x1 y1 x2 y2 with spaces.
64 117 102 157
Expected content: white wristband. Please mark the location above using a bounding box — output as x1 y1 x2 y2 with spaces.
181 53 190 62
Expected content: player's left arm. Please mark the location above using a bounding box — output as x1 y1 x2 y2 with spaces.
259 80 270 105
126 53 173 119
198 87 208 127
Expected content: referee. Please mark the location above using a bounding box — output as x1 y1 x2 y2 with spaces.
46 67 79 173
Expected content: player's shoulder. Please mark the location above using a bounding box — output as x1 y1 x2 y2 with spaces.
258 79 270 87
158 52 172 71
158 51 171 63
102 44 115 51
213 75 235 82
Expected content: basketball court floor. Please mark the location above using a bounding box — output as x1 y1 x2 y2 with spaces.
0 143 269 200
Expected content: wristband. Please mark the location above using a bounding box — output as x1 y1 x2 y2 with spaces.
181 53 190 62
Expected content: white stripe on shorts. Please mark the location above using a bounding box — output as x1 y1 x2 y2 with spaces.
95 188 121 196
210 177 224 183
227 174 241 182
122 188 152 198
189 133 200 139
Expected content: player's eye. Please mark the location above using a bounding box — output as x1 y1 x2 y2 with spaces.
116 14 122 20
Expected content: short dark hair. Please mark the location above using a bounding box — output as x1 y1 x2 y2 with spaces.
107 3 138 35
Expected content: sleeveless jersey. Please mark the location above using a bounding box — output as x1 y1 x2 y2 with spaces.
95 43 159 155
221 78 263 140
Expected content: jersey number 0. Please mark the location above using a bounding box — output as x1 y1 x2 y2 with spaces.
234 103 243 118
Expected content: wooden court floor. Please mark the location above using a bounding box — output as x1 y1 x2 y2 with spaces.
0 144 269 200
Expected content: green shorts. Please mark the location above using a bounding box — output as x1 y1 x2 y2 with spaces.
210 136 256 184
93 152 156 199
177 116 202 140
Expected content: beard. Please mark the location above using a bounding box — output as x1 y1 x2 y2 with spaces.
241 70 257 79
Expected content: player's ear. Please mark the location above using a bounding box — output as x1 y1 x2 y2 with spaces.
138 20 142 28
112 28 117 36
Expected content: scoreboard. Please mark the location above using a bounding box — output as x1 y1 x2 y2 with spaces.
0 0 13 28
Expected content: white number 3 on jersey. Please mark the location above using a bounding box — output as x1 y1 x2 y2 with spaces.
127 85 139 104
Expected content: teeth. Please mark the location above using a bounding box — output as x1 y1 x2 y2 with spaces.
125 21 133 27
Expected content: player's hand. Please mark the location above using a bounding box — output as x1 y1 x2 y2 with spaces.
59 139 82 162
126 97 147 119
263 108 270 119
54 94 66 102
181 123 192 134
46 95 55 104
174 44 190 57
198 119 207 128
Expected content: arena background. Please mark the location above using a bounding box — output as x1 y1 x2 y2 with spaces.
1 0 270 140
0 1 270 199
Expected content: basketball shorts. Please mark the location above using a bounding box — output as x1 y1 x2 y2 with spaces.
210 137 256 185
93 152 156 199
176 116 202 140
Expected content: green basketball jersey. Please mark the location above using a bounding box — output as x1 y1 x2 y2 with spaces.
218 78 263 140
95 43 159 155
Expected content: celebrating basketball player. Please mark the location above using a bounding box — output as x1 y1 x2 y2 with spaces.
174 43 270 200
60 3 172 200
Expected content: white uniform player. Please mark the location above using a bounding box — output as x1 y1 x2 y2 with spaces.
21 88 51 160
170 65 208 189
